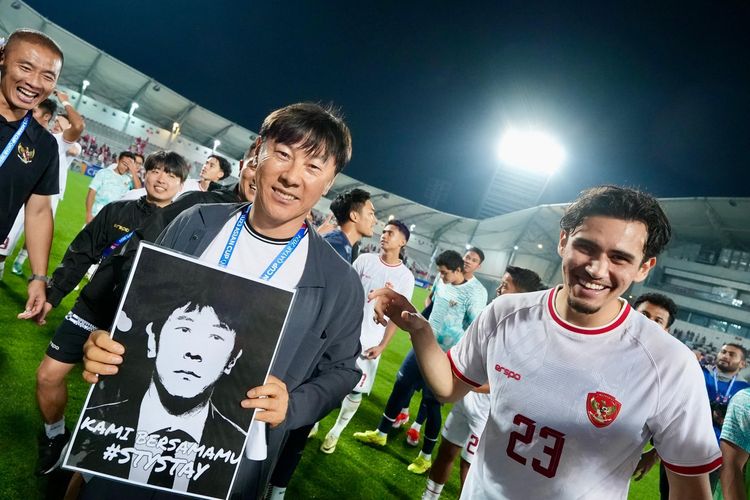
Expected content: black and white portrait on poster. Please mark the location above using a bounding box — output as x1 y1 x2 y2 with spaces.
63 243 294 500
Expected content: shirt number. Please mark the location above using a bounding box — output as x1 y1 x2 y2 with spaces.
506 413 566 478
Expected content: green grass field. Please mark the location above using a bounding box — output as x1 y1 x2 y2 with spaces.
0 170 660 498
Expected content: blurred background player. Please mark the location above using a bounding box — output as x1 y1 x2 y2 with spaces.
267 220 414 499
85 151 140 224
183 153 232 192
354 249 487 475
321 187 376 262
422 265 544 499
1 92 85 276
395 248 487 444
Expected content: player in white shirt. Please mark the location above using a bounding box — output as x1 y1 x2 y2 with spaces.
1 93 84 277
370 186 720 499
318 220 416 454
422 265 545 500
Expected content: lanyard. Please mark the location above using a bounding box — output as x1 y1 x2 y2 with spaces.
101 231 135 259
0 113 31 169
218 205 307 281
712 368 737 402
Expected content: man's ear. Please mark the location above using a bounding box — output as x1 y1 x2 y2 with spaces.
323 174 338 196
224 349 243 375
146 323 157 359
557 229 568 258
634 257 657 283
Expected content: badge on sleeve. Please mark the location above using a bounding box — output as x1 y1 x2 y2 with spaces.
586 391 622 428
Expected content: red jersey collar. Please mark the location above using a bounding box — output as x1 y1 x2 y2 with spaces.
547 286 631 335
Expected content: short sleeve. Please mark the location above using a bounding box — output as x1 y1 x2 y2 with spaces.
464 283 488 327
721 389 750 454
649 350 722 475
448 301 496 389
89 169 104 192
395 272 415 302
31 144 60 196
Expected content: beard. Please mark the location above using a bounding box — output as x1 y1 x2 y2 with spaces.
567 295 600 315
153 372 214 417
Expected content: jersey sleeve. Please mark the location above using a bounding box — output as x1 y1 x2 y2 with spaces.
649 349 722 475
721 389 750 454
89 169 104 192
448 301 496 389
31 142 60 196
395 270 415 301
464 282 489 328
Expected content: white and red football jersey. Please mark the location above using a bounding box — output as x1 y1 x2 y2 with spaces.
353 253 415 350
448 287 720 500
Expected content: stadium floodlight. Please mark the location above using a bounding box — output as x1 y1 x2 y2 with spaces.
465 243 472 250
497 128 565 175
537 243 544 249
81 79 90 92
513 245 519 250
129 102 139 115
172 122 180 134
410 224 416 231
388 214 395 221
213 139 221 151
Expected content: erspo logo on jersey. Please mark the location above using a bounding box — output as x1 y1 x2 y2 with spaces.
495 364 521 381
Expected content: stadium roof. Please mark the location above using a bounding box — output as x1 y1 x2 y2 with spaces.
329 172 750 261
0 1 258 160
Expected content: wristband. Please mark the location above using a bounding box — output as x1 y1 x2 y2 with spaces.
28 274 51 284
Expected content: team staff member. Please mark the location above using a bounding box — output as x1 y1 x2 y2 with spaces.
0 29 64 320
371 186 721 499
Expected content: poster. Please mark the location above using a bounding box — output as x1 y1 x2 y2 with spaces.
63 243 294 499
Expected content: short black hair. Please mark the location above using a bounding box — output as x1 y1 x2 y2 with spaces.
3 29 64 68
467 247 485 263
38 99 57 117
144 151 190 182
209 154 232 180
724 343 748 361
436 250 463 272
506 266 544 293
118 151 136 161
259 102 352 174
560 185 672 261
387 219 410 242
330 188 371 225
633 293 677 328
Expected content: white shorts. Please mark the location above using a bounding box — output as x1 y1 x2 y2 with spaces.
441 392 491 464
354 355 381 395
0 195 61 257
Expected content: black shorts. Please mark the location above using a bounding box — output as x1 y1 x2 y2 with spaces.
46 312 100 364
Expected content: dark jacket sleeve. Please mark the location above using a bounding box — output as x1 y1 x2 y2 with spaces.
47 204 115 307
285 271 364 429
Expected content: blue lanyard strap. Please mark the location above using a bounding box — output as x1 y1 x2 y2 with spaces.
218 205 307 281
258 223 307 281
219 206 251 268
0 113 31 169
101 231 135 259
712 368 737 402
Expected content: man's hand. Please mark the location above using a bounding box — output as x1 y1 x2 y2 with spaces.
241 375 288 428
18 280 47 322
363 344 385 359
632 448 659 481
81 330 125 383
123 156 138 176
18 300 53 326
368 287 428 334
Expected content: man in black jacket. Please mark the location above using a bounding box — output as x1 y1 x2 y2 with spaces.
31 150 189 476
81 102 363 499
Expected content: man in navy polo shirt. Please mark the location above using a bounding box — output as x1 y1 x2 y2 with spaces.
0 29 64 321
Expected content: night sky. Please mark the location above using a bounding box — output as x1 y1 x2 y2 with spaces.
27 0 750 217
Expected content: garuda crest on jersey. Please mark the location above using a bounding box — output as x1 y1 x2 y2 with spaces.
586 391 621 428
17 143 35 164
